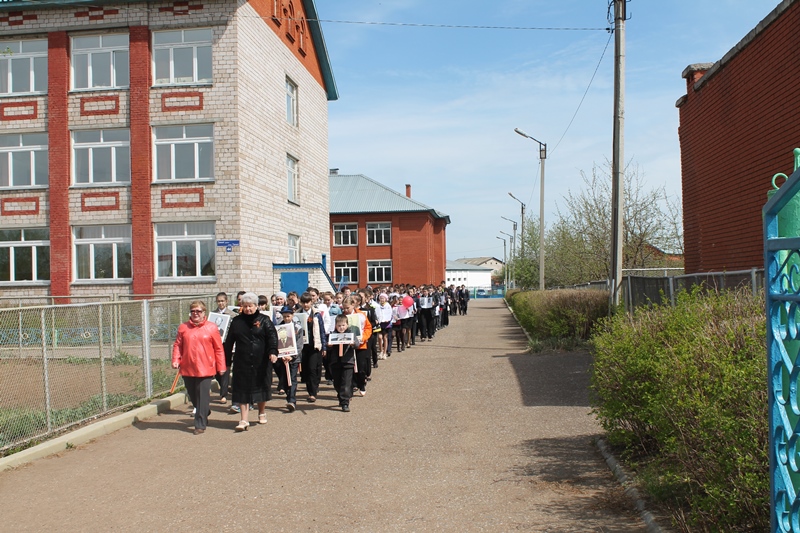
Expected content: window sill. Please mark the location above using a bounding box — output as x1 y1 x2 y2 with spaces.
70 183 131 189
287 199 300 207
154 277 217 284
72 279 132 285
0 185 49 192
152 179 215 185
0 92 47 99
69 87 129 94
152 82 212 89
0 281 50 287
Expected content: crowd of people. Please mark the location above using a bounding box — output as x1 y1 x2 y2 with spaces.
171 283 472 434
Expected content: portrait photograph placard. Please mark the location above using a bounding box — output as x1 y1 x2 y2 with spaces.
328 332 355 345
275 323 298 357
208 312 231 342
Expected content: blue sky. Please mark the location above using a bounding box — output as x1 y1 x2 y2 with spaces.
317 0 779 261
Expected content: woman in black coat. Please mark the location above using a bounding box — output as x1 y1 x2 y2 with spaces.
224 292 279 431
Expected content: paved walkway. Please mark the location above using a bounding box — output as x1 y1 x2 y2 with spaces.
0 299 646 532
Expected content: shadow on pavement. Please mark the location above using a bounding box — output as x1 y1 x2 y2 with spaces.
502 351 593 407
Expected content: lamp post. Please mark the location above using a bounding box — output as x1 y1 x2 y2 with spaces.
508 192 526 259
500 216 517 288
500 231 514 291
496 236 507 292
514 128 546 291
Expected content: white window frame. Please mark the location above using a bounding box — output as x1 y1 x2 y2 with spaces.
154 124 214 181
155 222 216 279
0 228 49 283
73 225 132 281
288 234 300 263
152 28 212 86
285 77 298 126
71 34 129 90
72 129 130 185
333 223 357 247
0 133 48 189
0 38 47 95
287 154 298 203
334 261 358 285
367 222 391 246
367 260 392 284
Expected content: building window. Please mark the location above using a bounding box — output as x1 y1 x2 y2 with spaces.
74 225 131 280
156 222 215 279
333 223 357 246
154 124 213 181
73 129 130 184
0 133 48 188
288 234 300 263
367 222 391 245
0 228 49 282
153 28 212 86
72 34 129 90
334 261 358 285
367 260 392 284
0 39 47 95
287 155 298 203
286 77 298 126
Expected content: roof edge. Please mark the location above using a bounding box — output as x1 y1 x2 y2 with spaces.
302 0 339 102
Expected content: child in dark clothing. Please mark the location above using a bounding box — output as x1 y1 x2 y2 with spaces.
330 314 358 412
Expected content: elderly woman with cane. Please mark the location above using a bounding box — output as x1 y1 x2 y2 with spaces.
172 300 226 435
224 292 279 431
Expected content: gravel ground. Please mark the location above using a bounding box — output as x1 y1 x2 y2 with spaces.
0 299 646 532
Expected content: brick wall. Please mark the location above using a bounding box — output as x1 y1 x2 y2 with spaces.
678 1 800 273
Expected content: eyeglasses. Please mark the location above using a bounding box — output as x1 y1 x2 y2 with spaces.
190 309 204 314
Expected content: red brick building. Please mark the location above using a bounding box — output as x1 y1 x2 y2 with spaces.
678 0 800 273
329 172 449 287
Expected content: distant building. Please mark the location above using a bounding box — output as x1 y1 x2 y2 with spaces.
0 0 337 298
329 172 449 287
677 1 800 273
445 260 492 290
455 257 504 277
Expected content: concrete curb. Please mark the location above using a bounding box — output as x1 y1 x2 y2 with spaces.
0 392 188 472
595 438 667 533
502 296 534 349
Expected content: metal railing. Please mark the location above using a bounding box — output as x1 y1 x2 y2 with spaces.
0 294 215 454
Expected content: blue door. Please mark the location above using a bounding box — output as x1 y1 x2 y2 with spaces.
281 272 308 296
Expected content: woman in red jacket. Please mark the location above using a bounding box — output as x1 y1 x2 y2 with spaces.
172 300 226 435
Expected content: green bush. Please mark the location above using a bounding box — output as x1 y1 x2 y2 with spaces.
591 288 768 531
508 289 610 343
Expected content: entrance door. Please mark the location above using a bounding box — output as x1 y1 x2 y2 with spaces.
280 272 309 296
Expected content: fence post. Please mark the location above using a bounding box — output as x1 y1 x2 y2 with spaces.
100 303 107 411
751 268 757 295
142 300 152 398
40 308 52 432
669 276 676 307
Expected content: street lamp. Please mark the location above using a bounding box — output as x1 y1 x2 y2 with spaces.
496 236 507 292
500 231 514 290
500 216 517 288
508 192 526 259
514 127 547 291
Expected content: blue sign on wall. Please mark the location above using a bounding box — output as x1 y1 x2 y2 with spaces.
216 240 240 252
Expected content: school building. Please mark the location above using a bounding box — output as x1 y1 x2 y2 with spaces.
328 171 450 287
678 0 800 273
0 0 337 299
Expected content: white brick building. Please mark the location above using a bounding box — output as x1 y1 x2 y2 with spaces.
0 0 337 299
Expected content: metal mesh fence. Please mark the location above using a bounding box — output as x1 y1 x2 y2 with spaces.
0 294 215 454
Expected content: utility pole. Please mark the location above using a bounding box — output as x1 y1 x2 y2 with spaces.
610 0 626 308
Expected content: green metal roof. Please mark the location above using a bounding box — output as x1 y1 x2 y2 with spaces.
329 173 450 224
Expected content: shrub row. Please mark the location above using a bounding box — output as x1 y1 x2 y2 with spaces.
507 289 610 342
591 288 768 531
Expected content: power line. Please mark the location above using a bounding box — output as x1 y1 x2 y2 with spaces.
308 18 609 32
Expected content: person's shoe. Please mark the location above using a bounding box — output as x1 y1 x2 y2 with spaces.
235 420 249 432
277 389 285 395
193 428 205 435
372 362 378 368
325 380 333 386
229 404 241 414
258 413 267 425
218 397 227 405
342 404 350 412
286 402 296 412
359 389 366 397
307 396 316 403
386 352 391 357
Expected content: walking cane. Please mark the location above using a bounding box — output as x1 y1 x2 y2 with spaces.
169 367 181 394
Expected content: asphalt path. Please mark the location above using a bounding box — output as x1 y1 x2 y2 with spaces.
0 298 646 532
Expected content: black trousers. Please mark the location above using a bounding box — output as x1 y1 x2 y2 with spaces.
301 347 323 397
331 362 354 405
183 375 212 430
354 348 370 390
420 308 435 339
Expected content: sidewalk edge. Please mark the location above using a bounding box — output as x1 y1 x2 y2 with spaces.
502 297 533 350
0 392 187 472
595 437 668 533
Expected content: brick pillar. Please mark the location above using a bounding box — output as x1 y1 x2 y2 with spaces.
129 27 154 296
48 32 70 299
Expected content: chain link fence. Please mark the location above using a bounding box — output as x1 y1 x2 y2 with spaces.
0 294 215 455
